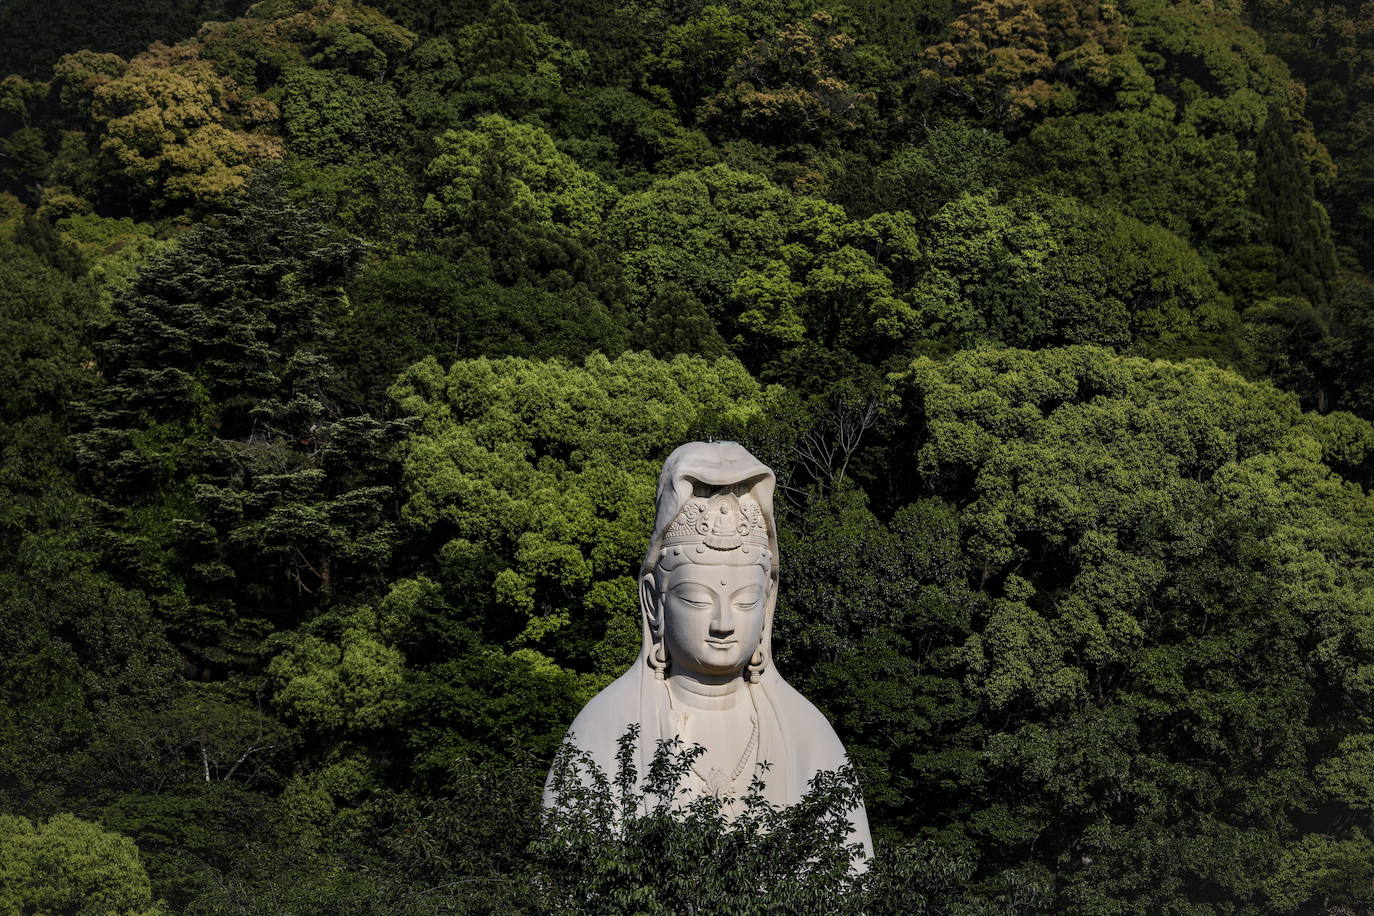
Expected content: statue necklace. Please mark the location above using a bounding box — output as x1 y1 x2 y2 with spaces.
686 700 758 793
695 713 758 789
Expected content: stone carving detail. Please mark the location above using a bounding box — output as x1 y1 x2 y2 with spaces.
544 441 872 859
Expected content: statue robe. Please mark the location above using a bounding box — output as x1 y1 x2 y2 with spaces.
544 657 874 862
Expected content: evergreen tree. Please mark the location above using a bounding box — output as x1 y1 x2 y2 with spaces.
74 176 408 662
1251 104 1339 308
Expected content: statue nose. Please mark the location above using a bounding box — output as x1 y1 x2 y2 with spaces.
711 602 735 635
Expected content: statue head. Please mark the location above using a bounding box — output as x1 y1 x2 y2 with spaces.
638 442 779 683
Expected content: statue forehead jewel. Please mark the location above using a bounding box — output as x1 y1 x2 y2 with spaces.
661 490 768 552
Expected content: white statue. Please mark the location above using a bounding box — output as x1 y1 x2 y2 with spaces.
544 441 872 860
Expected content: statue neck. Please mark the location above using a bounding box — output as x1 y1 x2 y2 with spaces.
667 671 746 711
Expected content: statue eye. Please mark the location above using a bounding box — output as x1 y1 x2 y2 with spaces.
671 587 712 609
733 588 762 609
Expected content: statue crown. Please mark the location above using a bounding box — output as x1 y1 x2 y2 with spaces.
660 491 769 552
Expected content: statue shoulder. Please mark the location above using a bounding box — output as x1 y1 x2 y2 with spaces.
563 665 644 752
544 665 647 807
757 676 874 860
759 675 852 771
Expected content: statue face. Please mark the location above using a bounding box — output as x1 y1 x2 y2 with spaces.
659 560 769 677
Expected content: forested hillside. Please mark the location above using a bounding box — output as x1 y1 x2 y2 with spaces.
1 0 1372 911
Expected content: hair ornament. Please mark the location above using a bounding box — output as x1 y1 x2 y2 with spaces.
661 492 768 552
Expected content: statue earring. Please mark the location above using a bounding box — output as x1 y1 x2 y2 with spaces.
747 645 765 683
651 640 668 679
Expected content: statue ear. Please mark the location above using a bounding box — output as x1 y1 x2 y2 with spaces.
639 572 660 633
750 571 772 684
641 570 668 679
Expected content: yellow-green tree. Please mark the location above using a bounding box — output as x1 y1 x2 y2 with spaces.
392 350 779 665
0 813 164 915
89 42 280 208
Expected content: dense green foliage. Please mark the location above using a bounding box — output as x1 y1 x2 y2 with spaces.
0 813 163 915
1 0 1372 911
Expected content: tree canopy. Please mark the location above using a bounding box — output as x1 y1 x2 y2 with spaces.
1 0 1372 910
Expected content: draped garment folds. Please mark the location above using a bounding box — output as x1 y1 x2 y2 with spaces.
543 441 873 862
